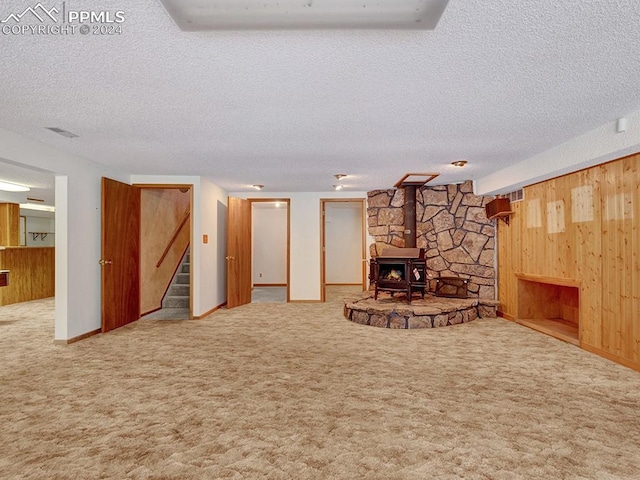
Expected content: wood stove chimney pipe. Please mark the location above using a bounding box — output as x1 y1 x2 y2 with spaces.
403 184 417 248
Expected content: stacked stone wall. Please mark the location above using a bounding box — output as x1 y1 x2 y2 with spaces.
367 180 495 299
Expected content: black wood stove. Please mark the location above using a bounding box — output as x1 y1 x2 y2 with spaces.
369 248 427 303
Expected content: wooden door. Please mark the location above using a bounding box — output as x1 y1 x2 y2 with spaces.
101 177 141 333
227 197 252 308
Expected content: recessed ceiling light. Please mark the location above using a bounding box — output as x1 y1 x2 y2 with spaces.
45 127 79 138
451 160 468 167
333 184 344 191
159 0 450 31
252 184 264 190
0 180 30 192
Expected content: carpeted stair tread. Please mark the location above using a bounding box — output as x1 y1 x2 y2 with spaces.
162 296 189 308
167 284 189 297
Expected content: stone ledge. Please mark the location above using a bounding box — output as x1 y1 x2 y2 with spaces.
344 291 497 329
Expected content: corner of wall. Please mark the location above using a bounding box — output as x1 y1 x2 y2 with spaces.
476 109 640 195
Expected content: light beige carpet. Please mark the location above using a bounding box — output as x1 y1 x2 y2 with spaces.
1 291 639 480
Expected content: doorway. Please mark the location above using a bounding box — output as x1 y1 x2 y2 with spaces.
250 199 290 304
136 185 193 321
320 199 367 302
0 159 56 308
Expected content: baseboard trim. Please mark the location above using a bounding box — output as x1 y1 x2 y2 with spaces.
194 301 227 319
54 328 101 345
581 344 640 372
253 283 287 287
497 311 516 321
325 283 362 286
289 300 322 304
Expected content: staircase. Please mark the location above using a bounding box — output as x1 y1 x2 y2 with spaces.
162 249 190 309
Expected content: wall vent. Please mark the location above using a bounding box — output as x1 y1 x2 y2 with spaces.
505 189 524 203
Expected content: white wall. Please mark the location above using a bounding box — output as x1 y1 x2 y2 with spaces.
131 175 228 317
230 191 370 301
476 109 640 195
0 190 28 204
325 202 362 284
0 127 129 341
252 205 287 284
22 213 55 247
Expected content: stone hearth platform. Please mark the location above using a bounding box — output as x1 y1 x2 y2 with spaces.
343 291 499 329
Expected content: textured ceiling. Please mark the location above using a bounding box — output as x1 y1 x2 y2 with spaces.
0 0 639 195
0 158 55 204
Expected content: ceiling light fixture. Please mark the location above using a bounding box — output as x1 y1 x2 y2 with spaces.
451 160 468 167
20 203 55 212
252 184 264 190
333 185 343 191
0 180 30 192
334 174 347 181
159 0 450 31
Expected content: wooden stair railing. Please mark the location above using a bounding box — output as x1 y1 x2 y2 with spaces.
157 208 190 268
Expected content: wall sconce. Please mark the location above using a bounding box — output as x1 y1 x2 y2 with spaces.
333 185 344 191
252 184 264 190
334 174 347 181
451 160 468 167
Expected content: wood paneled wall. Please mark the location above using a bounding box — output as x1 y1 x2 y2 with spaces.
0 247 55 305
139 188 191 315
497 152 640 370
0 203 20 246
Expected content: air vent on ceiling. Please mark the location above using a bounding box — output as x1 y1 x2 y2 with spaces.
46 127 79 138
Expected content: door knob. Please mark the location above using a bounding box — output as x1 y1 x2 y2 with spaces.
225 256 235 260
99 259 113 265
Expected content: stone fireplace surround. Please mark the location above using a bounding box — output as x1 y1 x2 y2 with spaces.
343 180 498 329
344 290 499 329
367 180 496 300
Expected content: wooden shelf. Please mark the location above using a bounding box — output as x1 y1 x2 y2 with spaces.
489 211 514 225
515 317 579 346
488 211 514 219
515 272 581 288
